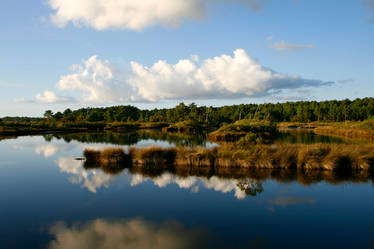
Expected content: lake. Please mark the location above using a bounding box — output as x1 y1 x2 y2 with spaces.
0 132 373 249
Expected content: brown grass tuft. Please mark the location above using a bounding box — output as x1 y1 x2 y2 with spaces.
83 147 131 174
132 146 177 166
83 143 374 174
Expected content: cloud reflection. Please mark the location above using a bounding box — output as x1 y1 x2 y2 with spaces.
48 218 207 249
130 173 263 199
56 157 115 193
35 144 64 158
56 156 263 199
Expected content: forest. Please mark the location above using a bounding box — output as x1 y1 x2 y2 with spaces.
29 98 374 126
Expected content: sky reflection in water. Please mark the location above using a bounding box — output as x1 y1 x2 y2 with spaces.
0 134 374 249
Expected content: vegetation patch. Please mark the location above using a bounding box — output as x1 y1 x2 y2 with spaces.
130 146 177 167
209 120 278 143
83 147 132 174
278 120 374 140
163 120 204 133
83 144 374 173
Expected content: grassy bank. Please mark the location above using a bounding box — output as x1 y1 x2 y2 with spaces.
0 121 105 135
82 143 374 172
278 120 374 140
209 120 278 143
2 119 374 142
0 121 171 136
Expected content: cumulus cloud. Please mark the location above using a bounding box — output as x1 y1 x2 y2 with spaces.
56 55 134 103
48 218 207 249
47 0 267 31
270 41 314 51
38 49 329 104
35 90 75 103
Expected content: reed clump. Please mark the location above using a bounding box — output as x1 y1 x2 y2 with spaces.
176 147 218 167
83 147 132 174
130 146 177 167
83 143 374 173
83 149 101 168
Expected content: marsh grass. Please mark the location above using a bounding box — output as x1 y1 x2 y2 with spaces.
83 149 101 169
83 147 131 174
314 126 374 140
83 143 374 174
162 120 203 133
130 146 177 167
278 120 374 140
176 147 218 167
209 120 278 143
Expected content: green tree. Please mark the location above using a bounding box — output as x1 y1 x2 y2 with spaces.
44 110 53 120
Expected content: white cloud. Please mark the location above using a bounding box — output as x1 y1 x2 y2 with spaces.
49 218 206 249
270 41 314 51
56 55 134 103
47 0 267 31
35 90 74 103
38 49 329 104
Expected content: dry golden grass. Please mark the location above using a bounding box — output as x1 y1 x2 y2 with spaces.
83 147 131 173
314 126 374 140
277 121 374 140
131 146 177 166
83 149 101 165
83 143 374 173
209 120 277 142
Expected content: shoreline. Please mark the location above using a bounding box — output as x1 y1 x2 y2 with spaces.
1 120 374 141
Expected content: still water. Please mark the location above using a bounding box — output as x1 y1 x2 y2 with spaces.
0 133 373 249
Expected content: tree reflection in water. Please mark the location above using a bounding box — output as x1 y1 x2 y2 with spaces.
48 130 212 148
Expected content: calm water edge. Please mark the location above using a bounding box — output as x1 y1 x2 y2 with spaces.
0 132 373 249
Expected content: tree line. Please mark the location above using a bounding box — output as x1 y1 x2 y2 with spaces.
34 98 374 126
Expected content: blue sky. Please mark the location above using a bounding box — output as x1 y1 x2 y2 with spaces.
0 0 373 116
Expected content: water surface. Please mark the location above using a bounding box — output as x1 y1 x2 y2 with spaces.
0 134 373 249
